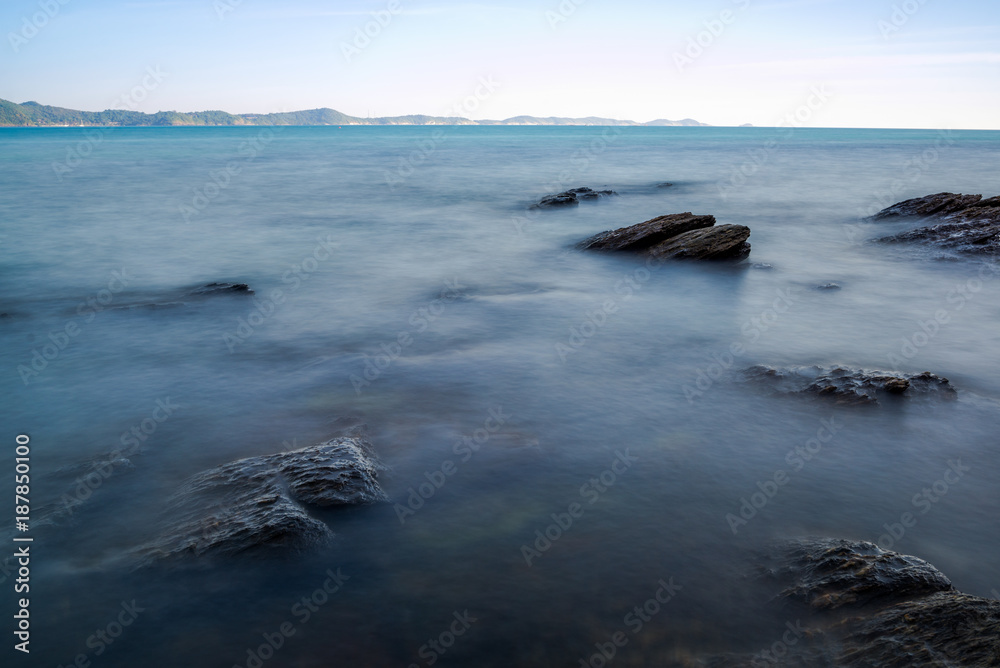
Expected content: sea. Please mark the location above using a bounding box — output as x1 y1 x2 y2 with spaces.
1 125 998 667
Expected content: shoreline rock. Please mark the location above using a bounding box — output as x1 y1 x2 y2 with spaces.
743 365 957 406
132 436 387 566
580 212 751 260
701 538 1000 667
872 192 1000 255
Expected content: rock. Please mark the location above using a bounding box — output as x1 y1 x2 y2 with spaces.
871 192 984 220
700 538 1000 667
872 193 1000 256
579 213 716 252
132 436 387 565
579 213 751 261
648 225 751 260
533 187 618 208
767 538 953 611
188 282 254 296
815 283 841 290
743 365 957 406
657 182 674 188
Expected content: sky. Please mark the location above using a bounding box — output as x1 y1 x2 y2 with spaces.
1 0 998 128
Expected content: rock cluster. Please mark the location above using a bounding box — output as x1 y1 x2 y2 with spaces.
534 187 618 208
874 192 1000 255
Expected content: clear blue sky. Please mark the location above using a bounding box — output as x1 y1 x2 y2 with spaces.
1 0 998 128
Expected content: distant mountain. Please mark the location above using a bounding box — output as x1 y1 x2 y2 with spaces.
0 98 712 128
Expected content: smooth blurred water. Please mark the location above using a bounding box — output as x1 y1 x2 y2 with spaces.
1 126 999 667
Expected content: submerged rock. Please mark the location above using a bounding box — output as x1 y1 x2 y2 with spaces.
133 436 387 565
872 192 1000 255
743 365 956 406
187 282 254 296
701 538 1000 667
580 212 751 260
533 187 618 208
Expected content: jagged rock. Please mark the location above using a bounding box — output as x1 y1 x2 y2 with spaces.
648 224 751 260
873 193 1000 255
579 213 716 252
871 192 984 220
580 213 751 260
743 365 957 406
699 538 1000 667
815 283 841 291
533 187 617 208
132 437 387 565
767 538 953 611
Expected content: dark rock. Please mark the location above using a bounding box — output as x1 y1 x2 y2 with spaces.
873 193 1000 256
743 365 957 406
656 182 674 188
880 218 1000 255
871 192 983 220
188 282 254 296
700 538 1000 667
815 283 841 290
647 224 751 260
767 538 953 611
580 213 751 260
133 436 387 565
579 213 717 252
533 187 618 208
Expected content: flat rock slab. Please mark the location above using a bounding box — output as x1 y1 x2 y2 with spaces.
132 437 387 565
743 365 957 406
580 212 751 260
873 192 1000 255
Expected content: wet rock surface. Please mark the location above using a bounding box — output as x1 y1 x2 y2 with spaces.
533 187 618 208
699 538 1000 667
133 436 387 565
580 213 751 260
743 365 957 406
873 192 1000 255
187 282 254 296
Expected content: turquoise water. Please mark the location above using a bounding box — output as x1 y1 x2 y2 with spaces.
1 126 999 666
